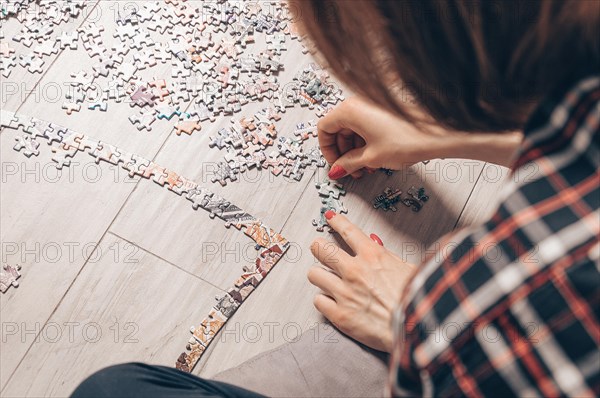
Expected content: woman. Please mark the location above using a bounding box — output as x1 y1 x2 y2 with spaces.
73 0 599 396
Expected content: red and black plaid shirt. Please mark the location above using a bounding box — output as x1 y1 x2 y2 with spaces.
389 76 600 397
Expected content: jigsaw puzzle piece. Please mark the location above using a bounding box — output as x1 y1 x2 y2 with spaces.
51 143 79 169
122 154 151 177
129 85 155 107
373 187 402 212
175 340 206 373
199 192 232 219
293 120 318 141
210 161 238 186
277 136 303 159
0 264 21 293
156 105 181 120
140 162 167 184
62 102 82 115
0 110 17 128
91 142 122 165
13 135 40 157
243 222 287 249
154 169 182 190
255 243 288 274
189 309 226 347
148 78 170 102
282 157 306 181
261 150 288 176
316 178 346 199
170 176 198 196
186 187 213 210
174 118 201 136
129 109 157 131
213 292 240 318
304 146 326 168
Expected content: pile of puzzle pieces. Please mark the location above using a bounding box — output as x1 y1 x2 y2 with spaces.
1 0 85 76
2 0 349 231
0 1 343 134
1 110 291 370
209 109 326 184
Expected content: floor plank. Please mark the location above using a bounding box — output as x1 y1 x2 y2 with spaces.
1 233 222 397
0 128 143 389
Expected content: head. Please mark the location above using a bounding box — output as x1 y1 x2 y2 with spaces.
289 0 600 132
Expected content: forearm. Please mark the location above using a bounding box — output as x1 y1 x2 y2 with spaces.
426 130 523 168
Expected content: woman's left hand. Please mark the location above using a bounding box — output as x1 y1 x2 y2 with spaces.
308 211 416 353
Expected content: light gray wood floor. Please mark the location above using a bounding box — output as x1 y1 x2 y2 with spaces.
0 3 510 396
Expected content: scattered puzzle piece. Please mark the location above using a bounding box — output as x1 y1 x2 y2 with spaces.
129 109 157 131
13 135 40 157
174 119 202 136
0 264 21 294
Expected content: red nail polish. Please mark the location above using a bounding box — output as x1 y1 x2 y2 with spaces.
328 165 347 180
324 210 336 220
370 233 384 246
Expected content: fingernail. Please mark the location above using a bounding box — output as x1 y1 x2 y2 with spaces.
324 210 336 220
328 165 347 180
370 233 384 246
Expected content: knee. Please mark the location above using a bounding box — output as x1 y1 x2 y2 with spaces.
71 363 145 398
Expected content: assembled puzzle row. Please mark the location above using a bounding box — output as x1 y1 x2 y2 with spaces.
2 109 292 370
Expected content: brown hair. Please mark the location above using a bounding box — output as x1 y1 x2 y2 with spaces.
289 0 600 132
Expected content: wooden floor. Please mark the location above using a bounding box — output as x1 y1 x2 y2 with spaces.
0 3 509 397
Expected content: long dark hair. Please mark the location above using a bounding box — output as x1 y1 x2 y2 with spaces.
289 0 600 132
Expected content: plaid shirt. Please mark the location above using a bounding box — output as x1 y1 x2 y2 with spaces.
389 76 600 397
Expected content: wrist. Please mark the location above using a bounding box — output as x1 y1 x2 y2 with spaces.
436 131 523 167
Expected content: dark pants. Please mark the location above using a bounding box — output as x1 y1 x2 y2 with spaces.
71 362 265 398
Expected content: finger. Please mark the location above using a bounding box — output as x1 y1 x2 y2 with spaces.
310 237 352 273
325 210 374 254
336 131 355 156
352 135 367 179
328 146 370 179
307 266 344 298
313 293 339 323
317 101 361 137
318 129 342 167
325 212 374 254
318 101 370 179
318 101 361 166
337 133 363 179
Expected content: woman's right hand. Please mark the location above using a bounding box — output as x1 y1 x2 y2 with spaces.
319 96 445 179
319 96 523 180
